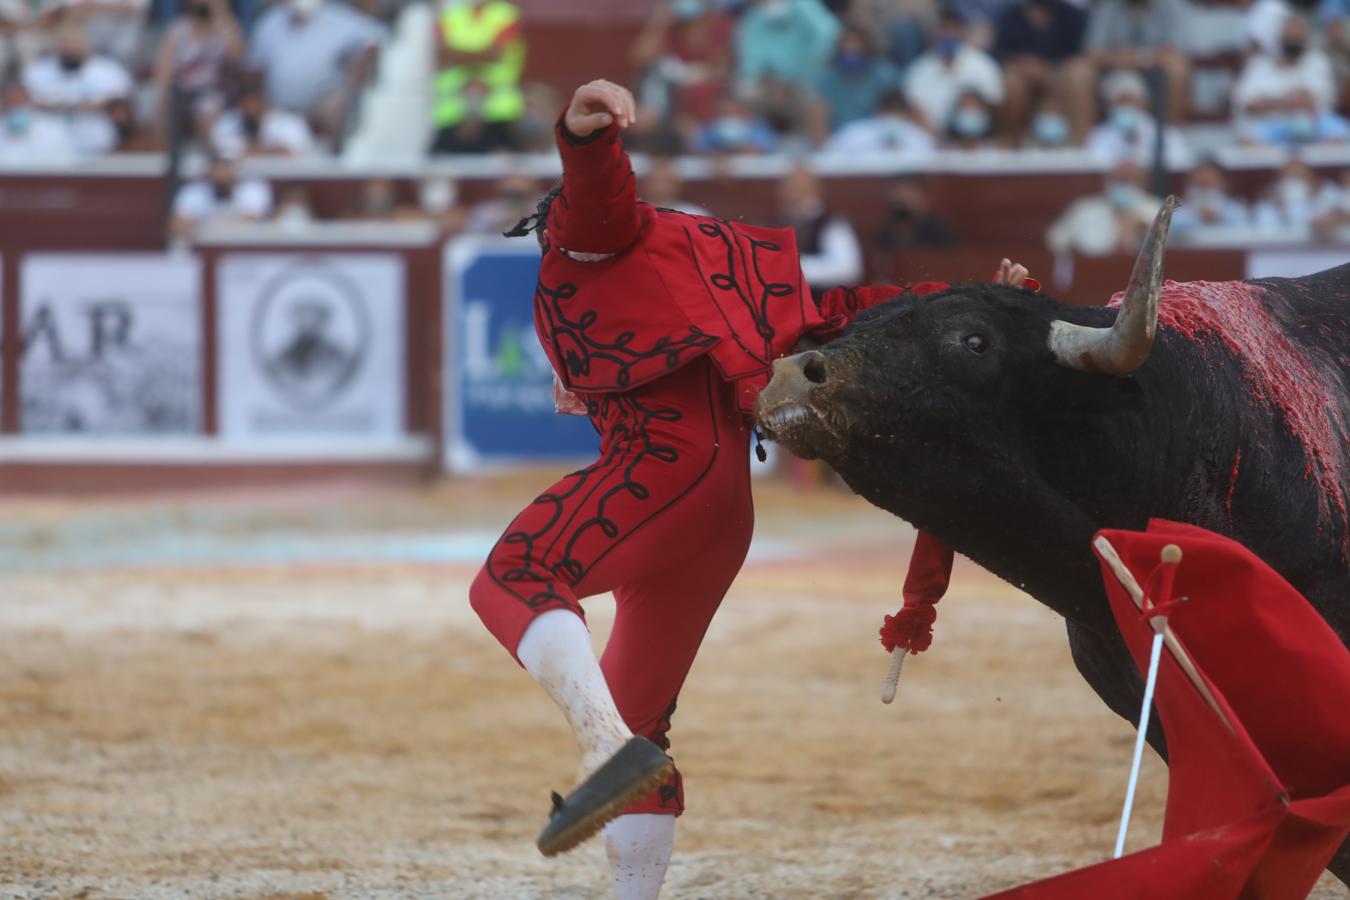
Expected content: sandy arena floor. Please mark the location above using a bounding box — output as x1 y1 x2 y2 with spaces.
0 473 1344 899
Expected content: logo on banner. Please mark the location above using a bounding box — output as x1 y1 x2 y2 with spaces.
250 260 370 412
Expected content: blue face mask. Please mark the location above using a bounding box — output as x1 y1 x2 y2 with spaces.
1032 112 1070 146
1110 105 1143 134
1286 112 1318 142
951 106 990 138
1107 181 1138 210
714 116 752 147
937 35 962 60
837 49 868 73
5 106 32 134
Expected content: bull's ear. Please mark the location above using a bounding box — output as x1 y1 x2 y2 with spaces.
1048 196 1178 375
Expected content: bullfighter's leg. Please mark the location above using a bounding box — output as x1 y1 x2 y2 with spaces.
1065 619 1168 759
469 359 752 868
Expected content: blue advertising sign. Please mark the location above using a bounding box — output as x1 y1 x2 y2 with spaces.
445 237 599 471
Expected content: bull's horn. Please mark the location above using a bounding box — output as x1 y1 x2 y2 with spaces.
1048 195 1180 375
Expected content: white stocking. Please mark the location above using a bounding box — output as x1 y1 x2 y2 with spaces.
604 813 675 900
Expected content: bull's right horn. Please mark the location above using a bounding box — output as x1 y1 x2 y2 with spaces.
1048 195 1180 375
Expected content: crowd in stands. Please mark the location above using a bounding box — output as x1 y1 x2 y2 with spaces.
3 0 1348 252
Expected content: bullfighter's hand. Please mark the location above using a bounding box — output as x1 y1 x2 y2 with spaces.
565 79 637 137
995 258 1030 288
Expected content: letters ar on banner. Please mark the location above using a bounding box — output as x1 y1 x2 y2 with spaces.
20 254 202 435
217 254 405 441
444 237 598 472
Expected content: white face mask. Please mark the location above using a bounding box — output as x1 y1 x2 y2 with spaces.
291 0 321 17
1279 177 1312 207
419 177 457 215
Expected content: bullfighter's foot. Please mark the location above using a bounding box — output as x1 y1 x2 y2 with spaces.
537 737 673 857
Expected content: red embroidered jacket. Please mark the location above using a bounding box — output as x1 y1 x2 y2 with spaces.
537 118 948 412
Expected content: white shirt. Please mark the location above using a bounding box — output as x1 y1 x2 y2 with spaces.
173 178 274 223
0 111 78 165
211 108 315 157
821 113 938 159
1233 51 1337 118
1046 192 1161 256
1085 119 1193 169
248 2 384 113
800 217 863 289
903 45 1004 132
22 53 131 156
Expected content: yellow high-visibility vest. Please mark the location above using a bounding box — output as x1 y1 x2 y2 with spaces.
434 0 525 128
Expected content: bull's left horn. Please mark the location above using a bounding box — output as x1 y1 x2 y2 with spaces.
1048 195 1180 375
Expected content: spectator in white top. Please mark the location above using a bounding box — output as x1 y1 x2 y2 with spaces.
1169 159 1250 239
1085 68 1192 167
211 81 314 157
820 89 937 158
248 0 384 138
1311 169 1350 237
777 164 862 291
1233 16 1337 128
21 23 131 156
0 80 77 164
1252 157 1329 234
904 9 1004 135
171 153 273 239
1046 159 1163 255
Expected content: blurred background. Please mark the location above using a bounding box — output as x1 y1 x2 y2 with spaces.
0 0 1347 484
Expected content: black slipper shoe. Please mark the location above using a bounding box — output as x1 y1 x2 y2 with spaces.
536 736 674 857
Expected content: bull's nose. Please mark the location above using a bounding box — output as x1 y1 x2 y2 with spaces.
800 350 829 385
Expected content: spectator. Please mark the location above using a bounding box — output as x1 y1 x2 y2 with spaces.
631 0 734 127
22 23 131 157
622 99 688 154
0 1 54 80
1242 88 1350 147
904 9 1004 135
995 0 1085 141
777 164 862 291
1311 169 1350 237
1319 0 1350 85
211 81 314 157
640 156 711 215
430 0 523 154
1247 0 1291 58
249 0 384 140
1085 68 1191 167
515 81 562 153
152 0 244 141
690 94 778 153
736 0 841 91
274 185 316 230
856 0 940 69
463 171 539 235
1024 92 1073 147
1233 16 1339 143
810 25 903 137
871 175 958 255
58 0 148 70
943 89 998 147
0 80 77 164
108 95 164 151
1062 0 1190 141
1045 159 1162 255
418 174 465 234
1253 157 1329 233
819 88 937 157
1169 159 1250 238
171 153 272 238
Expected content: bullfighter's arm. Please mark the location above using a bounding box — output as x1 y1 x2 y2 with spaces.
547 80 641 257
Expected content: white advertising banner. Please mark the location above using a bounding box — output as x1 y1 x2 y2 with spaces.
217 253 405 439
20 253 201 434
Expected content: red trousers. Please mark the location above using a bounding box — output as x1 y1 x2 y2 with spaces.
469 359 754 815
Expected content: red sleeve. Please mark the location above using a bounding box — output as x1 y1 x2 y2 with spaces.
547 116 642 256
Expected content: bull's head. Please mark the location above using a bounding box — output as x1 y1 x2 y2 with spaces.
757 199 1178 480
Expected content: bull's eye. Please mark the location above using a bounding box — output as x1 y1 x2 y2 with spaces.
962 333 988 354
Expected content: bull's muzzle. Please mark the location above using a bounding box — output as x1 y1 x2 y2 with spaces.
756 351 830 437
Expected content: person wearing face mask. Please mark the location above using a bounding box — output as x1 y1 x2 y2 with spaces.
1253 158 1333 234
21 23 131 156
1046 159 1163 255
430 0 525 154
994 0 1085 144
171 152 273 239
870 174 958 264
943 89 996 147
736 0 841 92
1025 92 1073 147
820 88 938 157
152 0 243 142
776 163 863 291
1169 159 1251 239
690 93 777 153
630 0 733 127
1085 68 1192 167
810 26 903 135
211 82 314 158
0 80 77 164
248 0 385 139
904 9 1004 136
1234 16 1340 147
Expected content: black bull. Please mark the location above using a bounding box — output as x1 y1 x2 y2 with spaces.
757 201 1350 884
